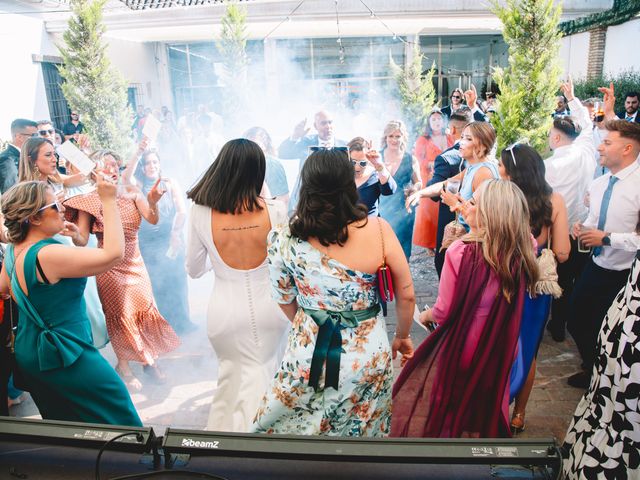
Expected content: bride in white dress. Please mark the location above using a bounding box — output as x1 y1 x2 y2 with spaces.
186 139 290 432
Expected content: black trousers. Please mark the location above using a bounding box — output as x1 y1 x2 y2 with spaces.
549 237 590 334
567 259 630 371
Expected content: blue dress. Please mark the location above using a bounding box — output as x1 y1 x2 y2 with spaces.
357 172 396 216
458 160 500 229
378 151 415 260
138 176 191 334
6 239 141 426
509 245 552 401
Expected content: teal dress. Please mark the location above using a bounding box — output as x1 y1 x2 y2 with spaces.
6 239 141 426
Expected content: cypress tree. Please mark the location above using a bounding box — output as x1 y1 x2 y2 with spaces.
390 42 437 141
215 1 249 134
58 0 133 155
491 0 563 153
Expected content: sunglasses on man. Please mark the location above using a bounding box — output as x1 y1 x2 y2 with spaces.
308 146 348 153
39 129 55 136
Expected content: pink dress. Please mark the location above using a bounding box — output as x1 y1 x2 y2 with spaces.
65 192 180 363
392 240 525 438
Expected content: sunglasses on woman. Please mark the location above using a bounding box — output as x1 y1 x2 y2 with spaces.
38 200 63 213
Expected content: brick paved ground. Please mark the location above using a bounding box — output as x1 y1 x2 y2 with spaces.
10 247 585 442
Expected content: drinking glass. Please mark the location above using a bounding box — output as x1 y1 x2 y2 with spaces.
446 179 461 195
577 224 592 253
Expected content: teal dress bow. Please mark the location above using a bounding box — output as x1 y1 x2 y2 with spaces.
303 304 381 391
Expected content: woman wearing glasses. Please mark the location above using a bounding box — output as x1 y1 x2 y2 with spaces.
0 178 141 426
347 137 396 216
392 180 538 438
378 120 422 260
498 144 570 434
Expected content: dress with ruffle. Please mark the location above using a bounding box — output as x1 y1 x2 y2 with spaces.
64 192 180 363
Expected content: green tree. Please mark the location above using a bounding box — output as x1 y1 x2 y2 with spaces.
491 0 563 153
215 1 249 132
58 0 133 156
390 42 437 141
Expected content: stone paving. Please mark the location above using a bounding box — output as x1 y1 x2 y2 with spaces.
10 247 585 442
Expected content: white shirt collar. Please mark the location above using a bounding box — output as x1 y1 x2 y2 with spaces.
610 160 640 181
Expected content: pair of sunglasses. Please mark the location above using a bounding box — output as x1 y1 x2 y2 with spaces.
308 146 348 152
38 200 63 213
39 129 55 136
350 159 368 167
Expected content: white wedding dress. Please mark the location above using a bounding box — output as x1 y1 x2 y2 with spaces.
186 200 290 432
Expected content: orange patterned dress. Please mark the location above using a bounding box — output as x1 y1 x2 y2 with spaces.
64 192 180 364
413 134 454 249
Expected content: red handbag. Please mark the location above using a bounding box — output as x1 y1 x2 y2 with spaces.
376 218 394 302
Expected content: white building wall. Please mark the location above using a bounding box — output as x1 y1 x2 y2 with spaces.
603 18 640 76
560 31 590 79
0 12 57 141
106 38 173 110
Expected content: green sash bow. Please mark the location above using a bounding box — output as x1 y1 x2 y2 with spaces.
303 304 381 391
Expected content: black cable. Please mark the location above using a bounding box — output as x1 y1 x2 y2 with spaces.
554 445 564 480
109 470 230 480
95 432 145 480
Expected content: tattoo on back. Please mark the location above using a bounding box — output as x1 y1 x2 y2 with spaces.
221 225 260 231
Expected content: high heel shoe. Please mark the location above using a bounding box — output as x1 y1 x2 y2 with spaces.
510 412 526 434
115 366 143 391
143 364 167 384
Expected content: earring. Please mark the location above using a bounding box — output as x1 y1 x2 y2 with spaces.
33 165 40 176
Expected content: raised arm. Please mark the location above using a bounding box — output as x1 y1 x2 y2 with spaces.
121 137 148 186
38 176 125 280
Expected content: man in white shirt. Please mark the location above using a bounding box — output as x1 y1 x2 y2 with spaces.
567 119 640 388
544 78 596 342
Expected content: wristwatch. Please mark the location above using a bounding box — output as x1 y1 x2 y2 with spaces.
602 233 611 246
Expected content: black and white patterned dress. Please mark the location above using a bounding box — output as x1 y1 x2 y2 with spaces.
563 250 640 479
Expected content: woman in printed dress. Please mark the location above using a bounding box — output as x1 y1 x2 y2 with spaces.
562 217 640 479
252 148 415 436
64 151 180 390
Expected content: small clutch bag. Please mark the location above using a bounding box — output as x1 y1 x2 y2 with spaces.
377 264 394 303
376 218 395 303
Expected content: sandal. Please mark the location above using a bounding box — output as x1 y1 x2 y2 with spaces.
115 366 143 391
510 412 526 434
143 364 167 384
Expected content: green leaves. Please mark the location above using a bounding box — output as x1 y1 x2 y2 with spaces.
215 1 250 133
491 0 562 154
57 0 133 156
390 42 437 141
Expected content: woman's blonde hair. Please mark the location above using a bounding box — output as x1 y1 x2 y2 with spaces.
18 137 59 183
380 120 408 151
472 179 538 301
1 181 50 243
462 122 496 161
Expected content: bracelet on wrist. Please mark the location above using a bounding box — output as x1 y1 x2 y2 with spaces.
394 333 411 339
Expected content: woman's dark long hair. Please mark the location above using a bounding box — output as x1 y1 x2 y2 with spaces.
290 149 368 246
500 144 553 237
187 138 265 214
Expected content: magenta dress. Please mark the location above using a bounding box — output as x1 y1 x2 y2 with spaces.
392 240 525 438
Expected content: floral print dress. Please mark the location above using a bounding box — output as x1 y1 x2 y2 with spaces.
251 225 392 437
